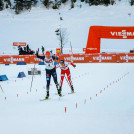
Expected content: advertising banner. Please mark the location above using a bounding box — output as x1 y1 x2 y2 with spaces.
1 53 134 64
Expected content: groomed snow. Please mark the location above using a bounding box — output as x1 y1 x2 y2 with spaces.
0 1 134 133
0 63 134 134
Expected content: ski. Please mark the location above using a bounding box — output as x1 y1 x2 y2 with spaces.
59 95 65 97
40 95 64 101
55 93 64 96
40 98 50 101
68 92 76 94
55 92 76 95
58 95 65 100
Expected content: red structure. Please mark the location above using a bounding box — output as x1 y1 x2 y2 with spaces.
86 26 134 53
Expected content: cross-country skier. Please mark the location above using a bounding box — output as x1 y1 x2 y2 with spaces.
57 59 76 95
36 51 61 99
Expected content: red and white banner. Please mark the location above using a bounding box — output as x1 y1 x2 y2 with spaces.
0 53 134 64
13 42 26 46
117 53 134 63
89 54 117 63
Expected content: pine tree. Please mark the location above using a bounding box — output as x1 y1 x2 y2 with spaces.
61 0 67 3
104 0 110 6
14 0 37 14
14 0 23 14
81 0 85 2
5 0 11 8
71 0 74 8
52 0 61 9
130 0 134 6
0 0 4 11
89 0 97 6
111 0 115 5
43 0 49 8
24 0 32 10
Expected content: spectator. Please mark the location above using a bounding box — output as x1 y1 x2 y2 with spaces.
41 46 45 54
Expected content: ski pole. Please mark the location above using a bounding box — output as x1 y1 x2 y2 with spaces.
0 85 4 93
70 40 72 51
65 75 72 90
70 40 74 63
30 51 38 92
30 62 36 92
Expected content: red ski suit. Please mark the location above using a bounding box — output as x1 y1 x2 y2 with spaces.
57 62 75 87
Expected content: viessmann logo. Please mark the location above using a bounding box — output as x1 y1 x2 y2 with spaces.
93 55 112 62
120 55 134 62
34 58 42 61
4 57 24 63
64 57 84 61
111 30 134 38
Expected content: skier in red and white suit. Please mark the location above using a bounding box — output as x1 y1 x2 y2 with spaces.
57 60 76 94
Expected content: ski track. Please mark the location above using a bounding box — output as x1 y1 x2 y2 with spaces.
0 63 134 134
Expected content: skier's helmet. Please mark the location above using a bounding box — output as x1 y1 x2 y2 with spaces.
60 60 64 64
45 51 51 56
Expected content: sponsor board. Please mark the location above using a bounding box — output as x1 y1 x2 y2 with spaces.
0 55 30 64
4 57 25 64
111 30 134 39
89 54 117 63
13 42 26 46
92 55 112 62
118 54 134 63
64 56 84 61
0 53 134 64
59 54 85 63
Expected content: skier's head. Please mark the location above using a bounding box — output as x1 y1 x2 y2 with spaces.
45 51 51 58
60 60 64 65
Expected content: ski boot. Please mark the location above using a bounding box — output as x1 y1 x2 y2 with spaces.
45 91 49 100
56 83 59 89
71 86 74 93
58 86 62 97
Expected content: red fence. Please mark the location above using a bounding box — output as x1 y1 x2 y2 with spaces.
59 53 134 63
0 53 134 64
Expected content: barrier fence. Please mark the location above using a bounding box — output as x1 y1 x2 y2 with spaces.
0 53 134 64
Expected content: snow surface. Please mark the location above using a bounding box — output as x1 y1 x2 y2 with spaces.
0 63 134 134
0 1 134 134
0 1 134 54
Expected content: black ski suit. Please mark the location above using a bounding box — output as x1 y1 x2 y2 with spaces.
36 53 59 92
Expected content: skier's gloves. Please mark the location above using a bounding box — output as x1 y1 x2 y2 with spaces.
74 65 76 68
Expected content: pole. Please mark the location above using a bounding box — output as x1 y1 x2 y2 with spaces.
65 75 72 90
70 40 73 62
30 51 38 92
70 40 72 51
30 62 36 92
0 85 4 93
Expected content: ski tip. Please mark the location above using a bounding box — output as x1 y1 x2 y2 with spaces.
68 92 76 94
40 98 50 101
60 95 65 97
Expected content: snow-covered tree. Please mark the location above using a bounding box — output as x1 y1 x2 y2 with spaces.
130 0 134 6
55 28 69 54
71 0 74 8
5 0 11 8
14 0 38 14
0 0 4 11
42 0 50 8
14 0 23 14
